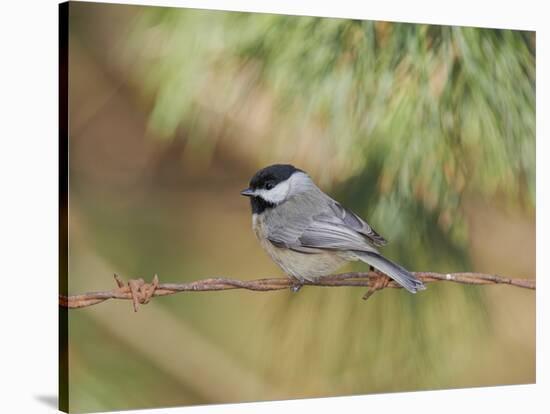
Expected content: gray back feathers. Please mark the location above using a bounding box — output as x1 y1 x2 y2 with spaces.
261 175 385 253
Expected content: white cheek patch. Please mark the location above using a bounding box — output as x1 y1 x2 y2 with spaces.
255 180 290 204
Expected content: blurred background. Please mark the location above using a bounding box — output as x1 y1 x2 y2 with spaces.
65 2 535 412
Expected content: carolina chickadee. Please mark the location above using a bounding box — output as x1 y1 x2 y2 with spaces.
240 164 425 293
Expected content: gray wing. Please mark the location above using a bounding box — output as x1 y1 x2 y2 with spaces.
298 213 379 252
328 201 387 247
265 197 384 253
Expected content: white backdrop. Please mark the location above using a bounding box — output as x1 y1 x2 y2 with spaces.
0 0 546 413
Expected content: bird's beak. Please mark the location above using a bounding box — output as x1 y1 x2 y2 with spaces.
240 188 255 197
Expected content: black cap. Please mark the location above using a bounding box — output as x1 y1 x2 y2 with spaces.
248 164 303 190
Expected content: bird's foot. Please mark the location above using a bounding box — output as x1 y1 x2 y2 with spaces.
290 277 305 293
114 273 159 312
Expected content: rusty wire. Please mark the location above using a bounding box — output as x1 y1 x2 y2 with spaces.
59 271 536 312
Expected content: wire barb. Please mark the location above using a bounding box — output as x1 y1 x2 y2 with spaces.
362 272 392 301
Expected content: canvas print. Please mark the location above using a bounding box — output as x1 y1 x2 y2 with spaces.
59 1 536 413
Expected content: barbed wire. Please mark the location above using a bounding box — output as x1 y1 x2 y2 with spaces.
59 271 536 312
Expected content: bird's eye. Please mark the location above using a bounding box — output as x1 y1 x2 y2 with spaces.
265 182 274 190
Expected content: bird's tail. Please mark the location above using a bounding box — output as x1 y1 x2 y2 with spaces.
353 251 426 293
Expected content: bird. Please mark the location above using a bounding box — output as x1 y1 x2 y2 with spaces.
240 164 425 293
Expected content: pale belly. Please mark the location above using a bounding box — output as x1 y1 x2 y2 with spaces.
252 214 349 282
